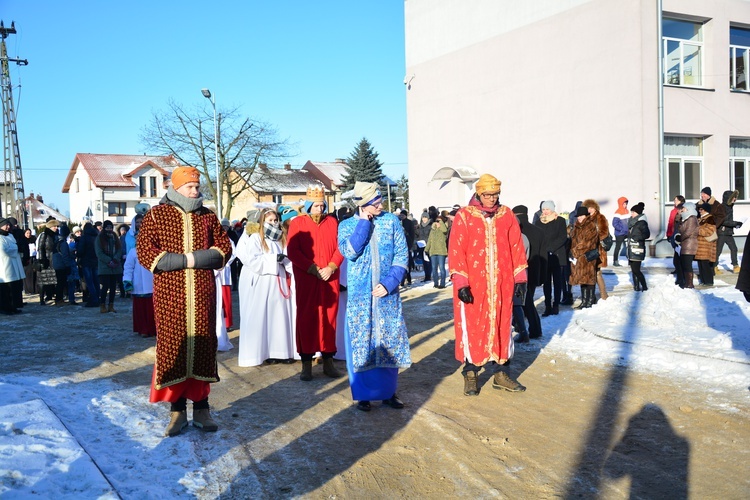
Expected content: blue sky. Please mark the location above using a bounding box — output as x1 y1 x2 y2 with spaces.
2 1 407 213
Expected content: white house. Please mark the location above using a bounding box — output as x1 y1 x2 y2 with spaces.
62 153 181 223
404 0 750 255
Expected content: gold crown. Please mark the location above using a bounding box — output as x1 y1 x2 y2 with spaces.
306 185 326 202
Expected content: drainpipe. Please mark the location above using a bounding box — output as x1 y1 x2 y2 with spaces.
651 0 667 256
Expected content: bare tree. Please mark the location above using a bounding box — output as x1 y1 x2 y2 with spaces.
140 98 292 219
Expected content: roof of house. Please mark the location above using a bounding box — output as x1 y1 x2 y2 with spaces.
240 165 325 194
62 153 181 193
24 196 69 224
304 160 398 190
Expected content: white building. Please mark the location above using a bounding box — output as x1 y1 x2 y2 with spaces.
62 153 181 224
405 0 750 254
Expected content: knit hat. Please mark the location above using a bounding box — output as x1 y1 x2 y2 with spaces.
134 202 150 215
352 181 381 207
220 218 231 227
474 174 501 195
701 186 711 197
421 211 429 220
513 205 528 215
72 226 82 234
630 202 644 215
541 200 555 211
575 206 589 217
0 217 9 228
279 205 298 224
171 166 201 189
696 202 712 213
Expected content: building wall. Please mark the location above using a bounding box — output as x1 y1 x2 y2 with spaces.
405 0 750 251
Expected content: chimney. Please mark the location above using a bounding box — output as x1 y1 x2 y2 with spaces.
284 163 292 170
334 158 346 163
259 162 268 171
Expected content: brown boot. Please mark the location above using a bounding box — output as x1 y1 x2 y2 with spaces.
164 410 188 437
684 271 694 289
100 304 108 313
596 271 608 300
300 360 313 381
192 408 218 432
322 357 342 378
108 304 116 313
463 371 479 396
492 370 526 392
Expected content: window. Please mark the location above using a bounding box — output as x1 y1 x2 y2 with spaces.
88 178 92 190
665 136 703 200
139 177 147 197
663 18 704 86
730 26 750 91
150 176 157 197
731 138 750 200
75 178 79 193
108 202 127 217
272 194 283 204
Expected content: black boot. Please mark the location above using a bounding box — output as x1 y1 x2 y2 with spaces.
582 285 594 308
639 275 648 291
633 273 641 291
576 286 588 309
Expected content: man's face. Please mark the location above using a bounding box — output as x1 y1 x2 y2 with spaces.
700 192 709 202
0 223 9 232
177 182 201 199
362 198 383 217
74 230 82 237
479 192 499 209
135 218 143 231
309 202 325 215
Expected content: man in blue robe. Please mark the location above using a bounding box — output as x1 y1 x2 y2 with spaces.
338 181 412 411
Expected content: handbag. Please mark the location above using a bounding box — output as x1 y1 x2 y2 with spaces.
584 248 600 262
705 230 718 242
38 268 57 286
601 233 614 251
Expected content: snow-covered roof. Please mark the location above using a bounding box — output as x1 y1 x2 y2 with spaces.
62 153 181 193
240 165 324 193
24 196 69 224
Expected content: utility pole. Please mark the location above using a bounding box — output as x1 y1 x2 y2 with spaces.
1 21 28 225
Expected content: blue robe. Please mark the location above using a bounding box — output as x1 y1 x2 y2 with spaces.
338 212 411 401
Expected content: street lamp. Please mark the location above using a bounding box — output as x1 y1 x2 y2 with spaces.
201 88 221 218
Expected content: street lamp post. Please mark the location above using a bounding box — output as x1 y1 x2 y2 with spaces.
201 88 221 218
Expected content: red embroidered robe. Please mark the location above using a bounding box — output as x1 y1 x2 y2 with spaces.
449 205 528 365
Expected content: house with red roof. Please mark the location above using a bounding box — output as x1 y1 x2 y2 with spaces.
62 153 181 223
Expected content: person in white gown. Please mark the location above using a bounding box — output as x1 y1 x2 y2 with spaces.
236 208 297 366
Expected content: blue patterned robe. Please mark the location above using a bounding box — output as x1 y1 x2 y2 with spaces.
338 212 412 400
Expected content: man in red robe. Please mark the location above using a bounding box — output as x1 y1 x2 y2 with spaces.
287 186 345 381
137 166 232 437
448 173 528 396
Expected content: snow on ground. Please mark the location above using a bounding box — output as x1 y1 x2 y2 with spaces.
1 256 748 497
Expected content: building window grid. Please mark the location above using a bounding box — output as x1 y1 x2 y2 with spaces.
666 157 703 201
663 36 704 87
730 158 748 200
139 177 147 197
108 202 127 217
730 44 749 91
150 176 157 197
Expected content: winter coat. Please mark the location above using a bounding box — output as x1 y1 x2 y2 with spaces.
95 232 123 275
78 225 100 268
582 199 609 268
534 213 568 263
401 217 415 250
569 215 599 285
36 228 58 270
10 227 29 266
704 195 726 229
517 212 546 289
612 196 630 237
718 190 740 236
123 247 153 296
425 219 448 256
415 220 432 245
51 235 73 270
695 214 717 262
678 215 699 256
0 232 25 283
626 214 650 262
736 236 750 297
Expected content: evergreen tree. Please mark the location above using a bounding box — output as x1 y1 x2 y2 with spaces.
342 137 384 190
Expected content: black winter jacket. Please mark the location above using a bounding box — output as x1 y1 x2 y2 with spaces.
77 225 100 268
718 190 740 235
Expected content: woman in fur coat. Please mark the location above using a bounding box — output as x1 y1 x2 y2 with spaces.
569 207 599 308
582 199 610 301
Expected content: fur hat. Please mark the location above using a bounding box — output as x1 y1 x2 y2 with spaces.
171 166 201 190
582 199 600 212
352 181 381 207
71 226 82 234
541 200 555 211
46 219 60 228
630 202 645 215
474 174 501 195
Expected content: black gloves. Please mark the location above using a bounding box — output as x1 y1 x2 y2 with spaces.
192 249 224 270
155 253 187 272
674 234 682 244
736 221 743 229
514 282 527 305
277 253 286 263
458 287 474 304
